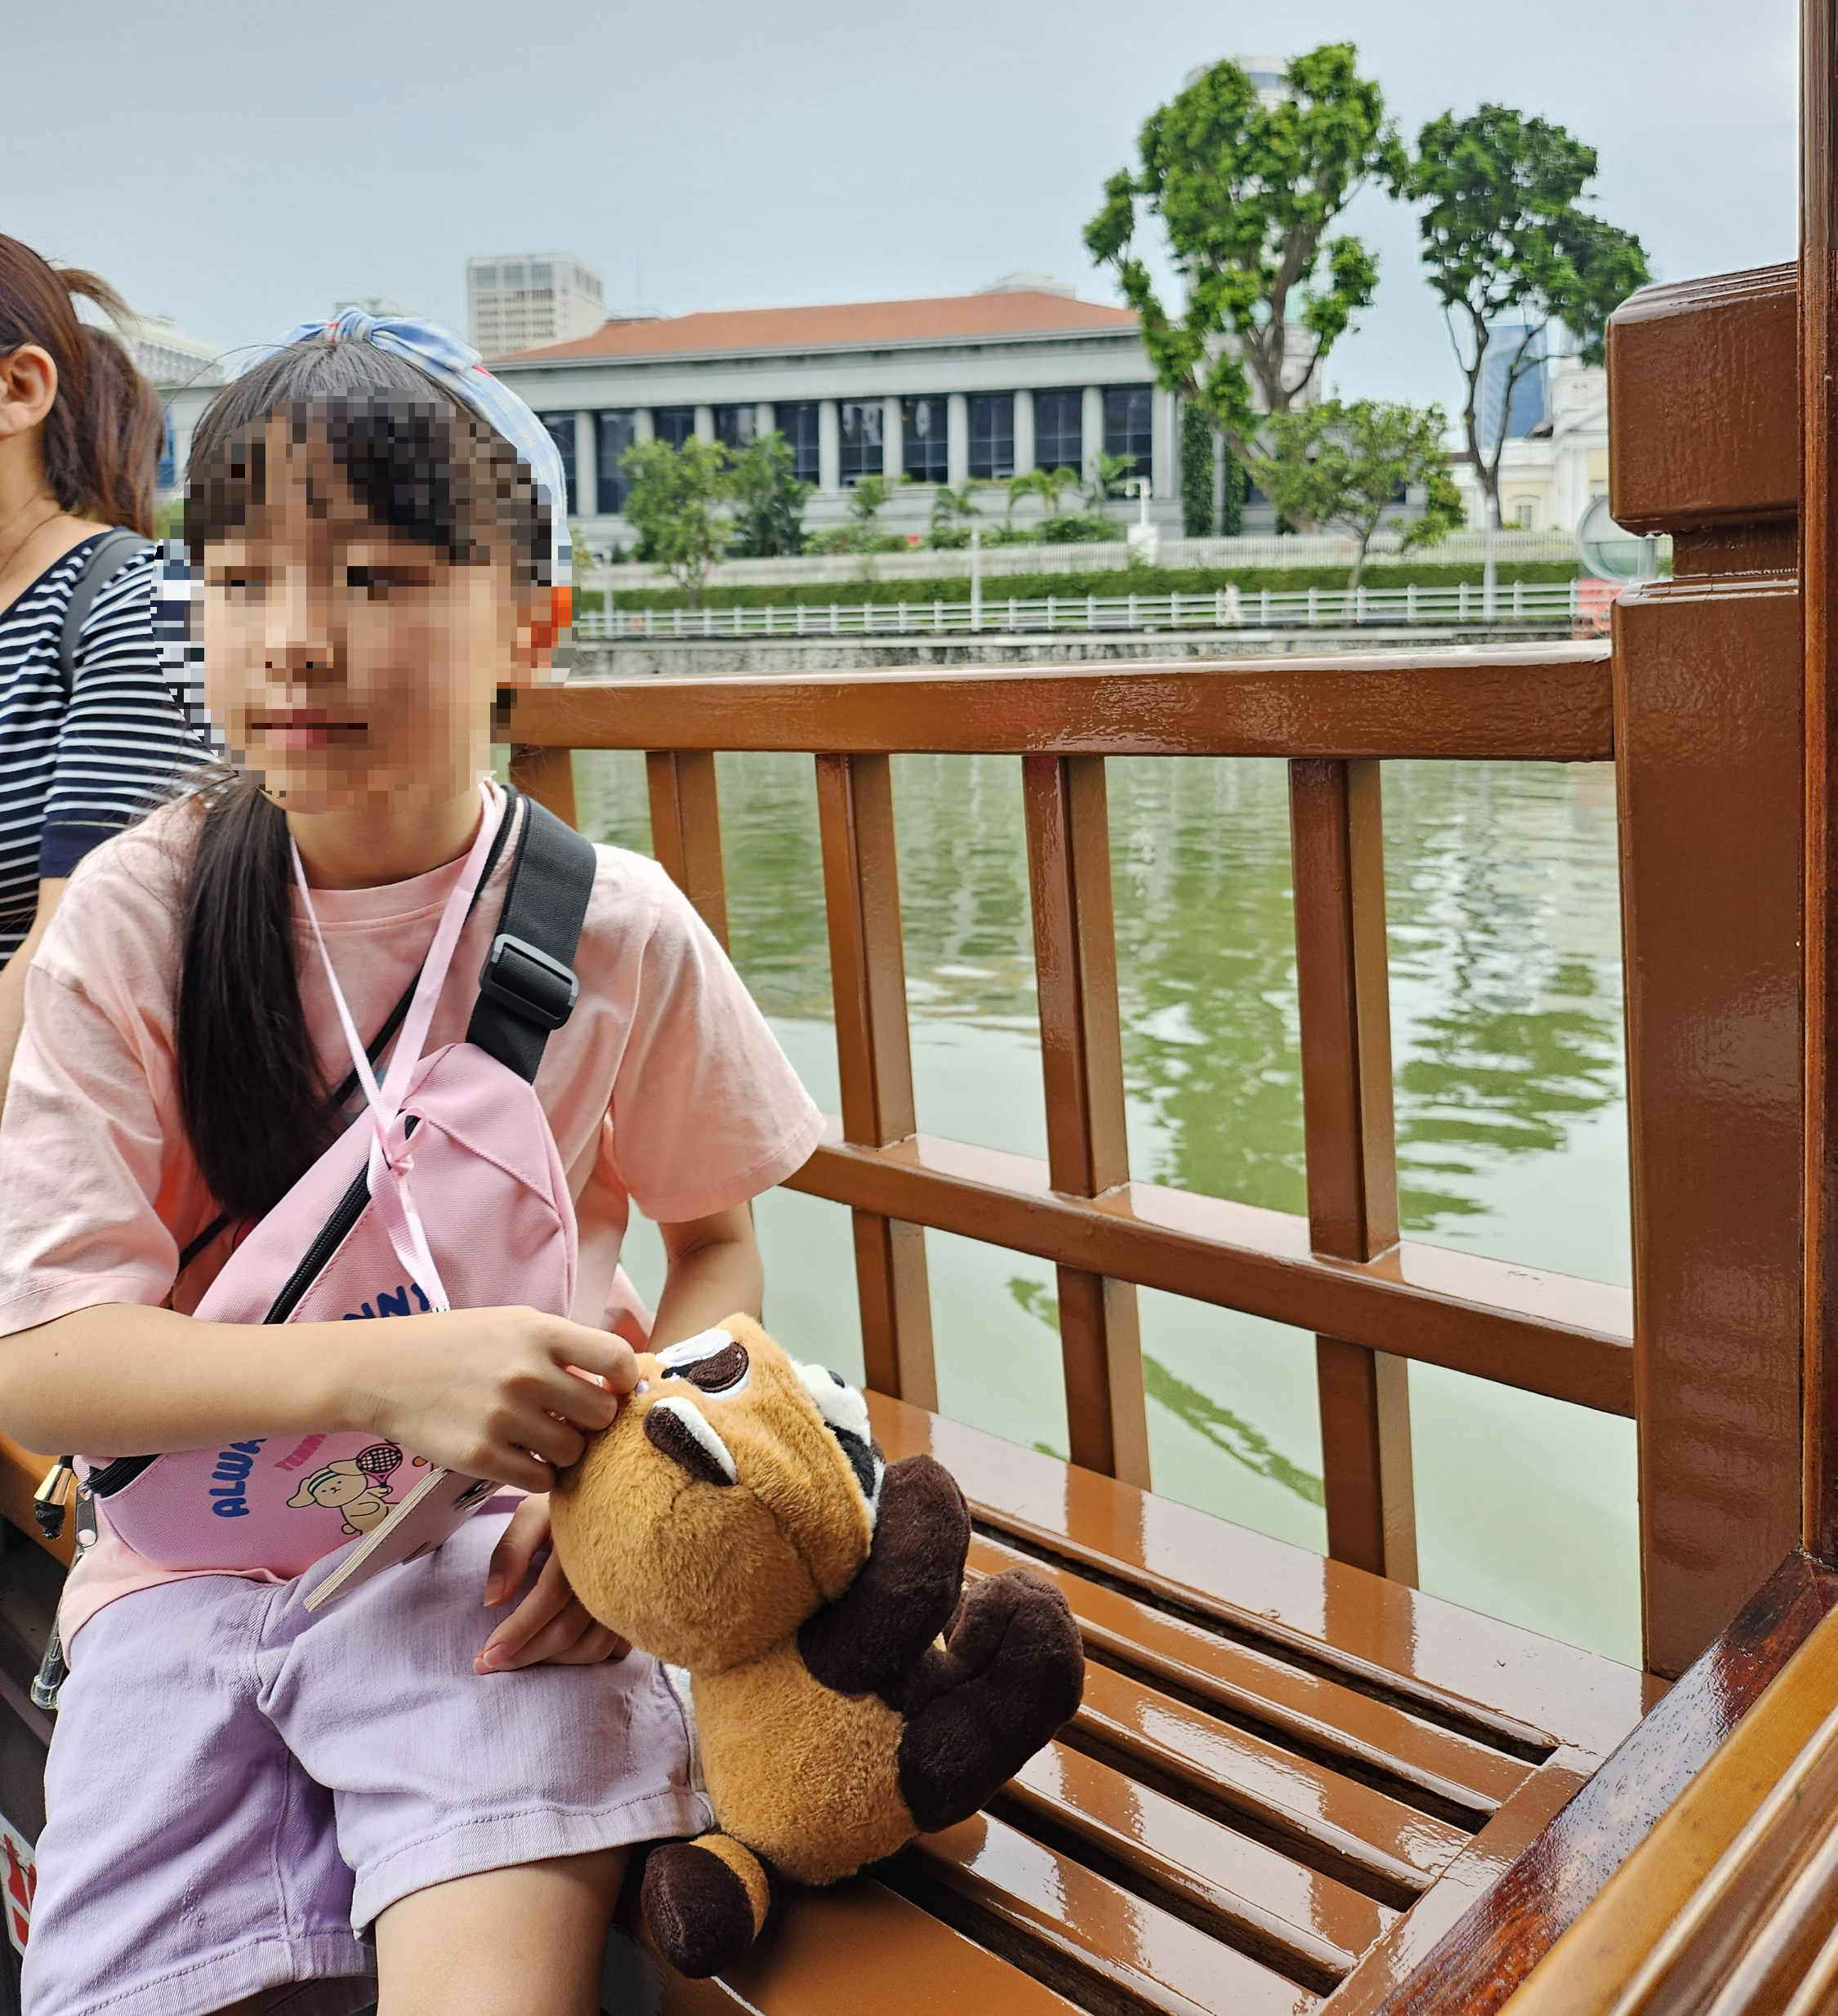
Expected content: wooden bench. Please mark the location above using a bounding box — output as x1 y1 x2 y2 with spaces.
0 1404 1648 2016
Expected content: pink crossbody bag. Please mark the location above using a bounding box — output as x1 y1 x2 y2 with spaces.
67 780 601 1578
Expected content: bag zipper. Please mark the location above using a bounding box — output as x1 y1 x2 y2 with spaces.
87 1120 421 1503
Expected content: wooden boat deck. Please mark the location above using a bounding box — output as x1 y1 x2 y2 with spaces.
636 1396 1647 2015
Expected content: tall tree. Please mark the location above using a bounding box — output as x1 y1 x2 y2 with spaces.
1253 398 1465 588
728 431 809 558
619 437 733 604
1085 46 1405 471
1404 105 1648 555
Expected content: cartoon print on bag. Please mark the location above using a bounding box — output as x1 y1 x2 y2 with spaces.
286 1442 403 1535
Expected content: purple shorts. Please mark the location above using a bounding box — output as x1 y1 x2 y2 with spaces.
23 1510 710 2016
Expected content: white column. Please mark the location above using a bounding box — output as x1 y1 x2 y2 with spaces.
694 404 715 443
573 410 596 518
756 402 774 439
634 408 655 444
1012 390 1035 478
1151 388 1178 511
947 392 970 486
818 399 841 492
883 397 903 483
1082 385 1104 485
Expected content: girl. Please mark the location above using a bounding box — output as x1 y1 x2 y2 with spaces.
0 234 202 1091
0 314 823 2016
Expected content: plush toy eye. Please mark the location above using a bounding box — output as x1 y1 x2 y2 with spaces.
657 1331 751 1398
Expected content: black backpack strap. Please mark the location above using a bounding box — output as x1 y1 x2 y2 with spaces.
466 794 596 1082
59 530 150 695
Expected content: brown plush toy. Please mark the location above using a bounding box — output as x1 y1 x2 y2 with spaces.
549 1314 1085 1979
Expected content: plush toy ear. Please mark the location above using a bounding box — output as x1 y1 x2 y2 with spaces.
796 1361 885 1524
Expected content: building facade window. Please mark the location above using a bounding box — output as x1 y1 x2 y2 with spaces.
968 394 1015 480
713 404 756 450
538 413 577 514
840 400 884 485
596 410 638 514
652 406 695 449
902 396 950 483
775 402 821 484
1103 385 1153 479
1033 389 1082 475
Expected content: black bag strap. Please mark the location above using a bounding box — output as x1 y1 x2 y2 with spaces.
173 783 526 1277
466 793 596 1082
58 530 149 696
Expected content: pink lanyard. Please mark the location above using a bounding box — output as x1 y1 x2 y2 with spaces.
289 778 506 1312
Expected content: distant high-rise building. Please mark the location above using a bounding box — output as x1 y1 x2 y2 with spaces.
466 255 603 355
1478 323 1554 451
333 293 414 319
1183 54 1292 105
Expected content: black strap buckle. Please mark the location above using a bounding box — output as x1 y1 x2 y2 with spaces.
479 934 579 1031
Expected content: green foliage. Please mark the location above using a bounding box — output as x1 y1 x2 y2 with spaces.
727 431 810 558
1085 451 1137 509
618 437 734 603
1403 104 1649 518
928 480 986 548
1254 398 1461 587
1220 457 1247 537
1085 45 1405 459
1180 402 1216 536
605 556 1578 613
1037 514 1115 543
1009 465 1084 520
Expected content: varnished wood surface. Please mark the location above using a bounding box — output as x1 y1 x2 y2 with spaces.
1022 752 1150 1484
806 1133 1634 1414
502 649 1614 761
1362 1554 1838 2014
814 752 938 1407
867 1394 1643 1766
964 1532 1533 1814
1498 1598 1838 2012
1289 758 1416 1583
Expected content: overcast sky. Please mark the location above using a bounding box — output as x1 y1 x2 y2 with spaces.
8 0 1798 412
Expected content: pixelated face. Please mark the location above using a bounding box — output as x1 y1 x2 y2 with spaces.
199 415 539 814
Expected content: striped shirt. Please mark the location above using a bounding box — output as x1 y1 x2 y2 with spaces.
1 536 206 961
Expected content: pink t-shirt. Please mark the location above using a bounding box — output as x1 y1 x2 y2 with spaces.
0 783 824 1641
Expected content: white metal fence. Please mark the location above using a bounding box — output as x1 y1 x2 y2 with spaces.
574 578 1595 641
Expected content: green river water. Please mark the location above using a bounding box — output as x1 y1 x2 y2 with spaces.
570 750 1637 1667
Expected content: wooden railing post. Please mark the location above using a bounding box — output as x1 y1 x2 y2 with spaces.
814 754 938 1407
509 743 578 827
645 751 729 945
1289 757 1417 1583
1611 266 1804 1677
1023 752 1152 1487
1805 0 1838 1577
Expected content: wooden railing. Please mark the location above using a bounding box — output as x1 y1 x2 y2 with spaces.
502 643 1628 1601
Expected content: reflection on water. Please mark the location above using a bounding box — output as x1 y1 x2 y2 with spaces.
574 747 1638 1665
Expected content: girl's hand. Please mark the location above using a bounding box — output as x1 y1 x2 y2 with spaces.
477 1495 630 1673
350 1307 637 1493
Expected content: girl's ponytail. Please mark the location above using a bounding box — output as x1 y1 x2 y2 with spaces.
0 236 162 536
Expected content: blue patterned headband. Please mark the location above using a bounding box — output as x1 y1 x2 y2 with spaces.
262 310 572 587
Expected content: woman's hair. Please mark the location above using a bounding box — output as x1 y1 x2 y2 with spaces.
0 235 163 536
176 336 546 1226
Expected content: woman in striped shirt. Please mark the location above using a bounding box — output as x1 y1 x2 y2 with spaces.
0 235 201 1091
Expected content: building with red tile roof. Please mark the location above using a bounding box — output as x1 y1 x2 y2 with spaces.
483 277 1184 542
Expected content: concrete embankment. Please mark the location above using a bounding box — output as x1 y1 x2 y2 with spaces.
564 622 1576 679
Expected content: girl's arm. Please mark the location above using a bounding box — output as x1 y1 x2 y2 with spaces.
0 878 67 1094
647 1202 764 1351
0 1300 636 1492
